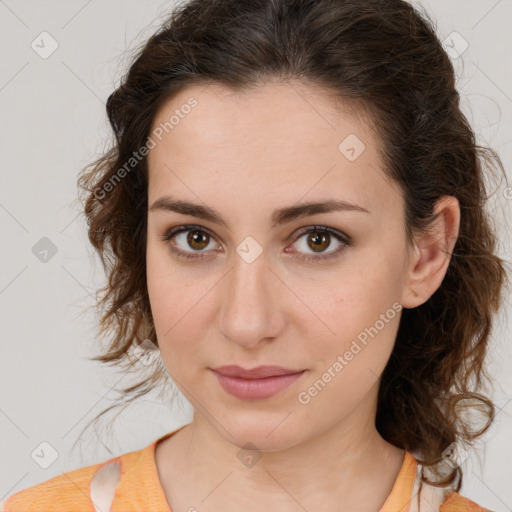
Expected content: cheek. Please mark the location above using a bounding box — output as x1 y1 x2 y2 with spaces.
147 240 196 317
146 243 187 346
307 260 402 345
297 295 401 418
299 247 404 383
146 246 171 323
312 291 400 378
146 244 217 367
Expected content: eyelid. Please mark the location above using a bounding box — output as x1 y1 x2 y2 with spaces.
161 224 352 261
293 225 351 246
162 224 219 246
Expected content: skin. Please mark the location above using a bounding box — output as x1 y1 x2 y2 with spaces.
145 80 460 512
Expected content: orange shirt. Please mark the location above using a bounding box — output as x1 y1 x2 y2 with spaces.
2 425 491 511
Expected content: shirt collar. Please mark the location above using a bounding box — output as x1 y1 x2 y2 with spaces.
133 427 417 512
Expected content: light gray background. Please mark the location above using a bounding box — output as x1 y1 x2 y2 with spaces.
1 0 511 509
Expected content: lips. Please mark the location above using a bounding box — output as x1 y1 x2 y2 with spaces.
210 365 307 400
211 365 303 379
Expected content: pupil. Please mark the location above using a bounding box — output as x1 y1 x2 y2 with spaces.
189 231 208 249
310 232 328 252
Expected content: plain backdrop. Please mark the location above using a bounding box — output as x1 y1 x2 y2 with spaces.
1 0 511 509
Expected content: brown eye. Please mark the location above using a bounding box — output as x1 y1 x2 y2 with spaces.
162 224 351 263
290 226 352 262
162 225 218 260
186 230 210 251
305 231 331 252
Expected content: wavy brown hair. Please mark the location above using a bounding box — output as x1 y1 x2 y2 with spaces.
76 0 509 496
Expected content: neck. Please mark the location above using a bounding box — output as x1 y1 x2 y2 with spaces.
156 385 405 512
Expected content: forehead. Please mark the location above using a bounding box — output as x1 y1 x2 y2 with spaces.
147 80 398 215
150 80 376 150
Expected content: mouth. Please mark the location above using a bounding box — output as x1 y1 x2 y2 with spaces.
211 365 305 379
210 365 306 400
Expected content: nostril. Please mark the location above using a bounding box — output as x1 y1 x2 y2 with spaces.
90 459 121 512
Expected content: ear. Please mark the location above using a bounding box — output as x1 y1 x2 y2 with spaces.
400 195 460 309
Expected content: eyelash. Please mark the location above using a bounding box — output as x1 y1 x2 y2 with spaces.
161 224 352 263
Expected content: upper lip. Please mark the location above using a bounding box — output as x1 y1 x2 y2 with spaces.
212 365 304 379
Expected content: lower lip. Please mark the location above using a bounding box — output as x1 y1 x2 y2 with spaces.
211 370 306 400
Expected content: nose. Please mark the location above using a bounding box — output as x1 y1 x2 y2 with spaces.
217 250 284 349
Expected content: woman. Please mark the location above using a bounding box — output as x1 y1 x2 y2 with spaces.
4 0 509 511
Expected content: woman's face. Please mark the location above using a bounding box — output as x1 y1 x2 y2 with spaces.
146 80 416 450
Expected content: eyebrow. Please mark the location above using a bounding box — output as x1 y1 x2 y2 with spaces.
148 196 370 228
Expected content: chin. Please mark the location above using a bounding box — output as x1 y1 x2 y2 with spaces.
213 410 309 453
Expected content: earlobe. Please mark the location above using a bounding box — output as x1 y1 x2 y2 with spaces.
400 196 460 309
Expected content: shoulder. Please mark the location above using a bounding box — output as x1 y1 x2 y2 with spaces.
406 453 492 512
2 458 107 512
441 491 493 512
1 447 144 512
